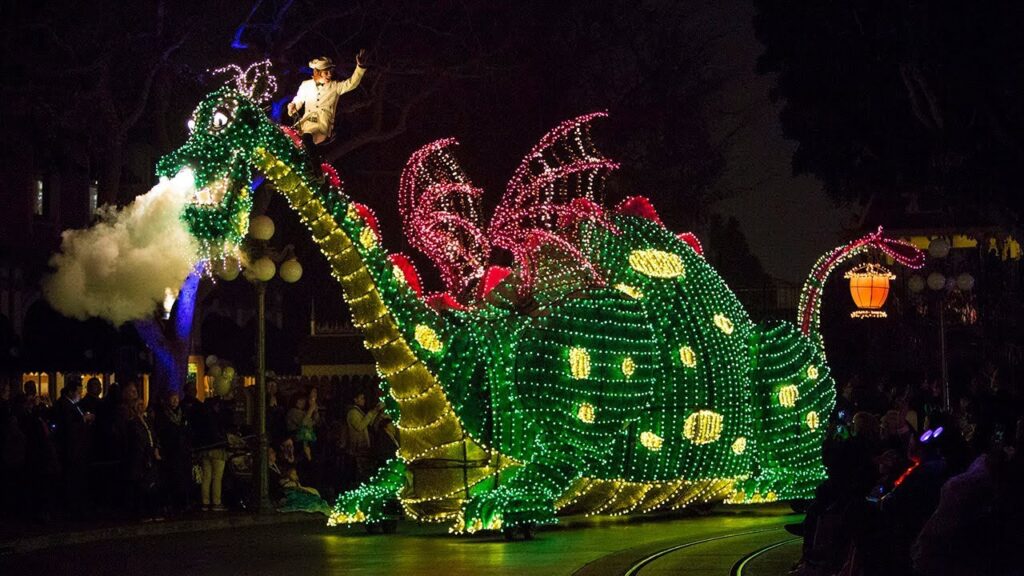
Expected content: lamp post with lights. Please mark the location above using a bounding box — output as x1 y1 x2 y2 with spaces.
242 214 302 513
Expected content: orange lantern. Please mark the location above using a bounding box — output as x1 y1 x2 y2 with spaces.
844 263 896 318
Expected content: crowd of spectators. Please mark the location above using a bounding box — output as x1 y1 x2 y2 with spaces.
0 372 397 527
789 368 1024 576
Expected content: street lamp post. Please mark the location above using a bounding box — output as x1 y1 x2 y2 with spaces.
244 214 301 514
911 237 973 412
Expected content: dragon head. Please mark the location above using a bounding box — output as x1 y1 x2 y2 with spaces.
156 87 269 254
156 63 301 260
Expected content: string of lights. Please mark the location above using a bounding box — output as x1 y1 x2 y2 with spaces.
154 65 923 534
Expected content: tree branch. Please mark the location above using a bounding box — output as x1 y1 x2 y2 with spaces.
121 33 188 135
327 75 445 160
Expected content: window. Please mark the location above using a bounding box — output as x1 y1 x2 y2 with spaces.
34 179 46 216
89 180 99 215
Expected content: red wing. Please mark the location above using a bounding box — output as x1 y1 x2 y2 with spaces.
489 113 619 293
398 139 490 296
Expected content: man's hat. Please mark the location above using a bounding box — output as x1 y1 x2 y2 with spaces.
309 57 336 71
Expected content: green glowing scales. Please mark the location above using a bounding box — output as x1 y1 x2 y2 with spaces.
157 78 920 535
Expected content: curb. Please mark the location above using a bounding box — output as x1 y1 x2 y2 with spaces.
0 512 323 556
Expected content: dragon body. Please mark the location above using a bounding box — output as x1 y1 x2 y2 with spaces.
157 83 923 533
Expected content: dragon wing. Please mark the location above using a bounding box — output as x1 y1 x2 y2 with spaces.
489 113 620 293
398 139 490 297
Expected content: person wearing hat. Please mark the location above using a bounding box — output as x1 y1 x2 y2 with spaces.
287 50 367 164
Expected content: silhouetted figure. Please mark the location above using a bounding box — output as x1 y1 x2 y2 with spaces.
155 391 191 513
125 399 161 519
54 377 92 518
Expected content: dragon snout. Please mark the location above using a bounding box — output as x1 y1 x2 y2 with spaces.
189 174 234 206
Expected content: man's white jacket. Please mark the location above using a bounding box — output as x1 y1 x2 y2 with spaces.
290 65 366 144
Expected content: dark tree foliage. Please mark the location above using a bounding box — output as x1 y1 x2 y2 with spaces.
753 1 1024 225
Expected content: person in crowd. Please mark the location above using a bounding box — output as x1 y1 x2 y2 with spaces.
93 381 123 509
17 388 59 521
155 391 191 514
278 436 298 469
371 412 400 468
267 446 284 504
180 379 202 418
913 428 1022 576
116 381 141 436
346 390 384 485
267 379 286 443
287 389 320 462
54 377 93 518
78 378 103 478
114 380 143 507
228 378 254 430
277 464 331 515
880 409 912 453
125 398 161 520
78 377 103 416
195 389 232 511
0 383 27 520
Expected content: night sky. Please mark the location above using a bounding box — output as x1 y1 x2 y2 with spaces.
702 0 847 283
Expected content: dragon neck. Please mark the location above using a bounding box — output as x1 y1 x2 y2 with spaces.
249 146 508 517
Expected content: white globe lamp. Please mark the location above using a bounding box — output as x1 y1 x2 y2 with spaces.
928 238 950 259
252 257 276 282
907 274 925 293
955 272 975 292
249 215 275 241
279 259 303 283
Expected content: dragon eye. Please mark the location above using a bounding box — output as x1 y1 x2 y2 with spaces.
209 98 238 133
212 111 230 128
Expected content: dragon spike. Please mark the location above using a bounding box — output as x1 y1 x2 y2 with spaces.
615 196 663 225
209 60 278 104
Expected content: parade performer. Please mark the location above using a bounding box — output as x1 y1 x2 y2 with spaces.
287 50 367 163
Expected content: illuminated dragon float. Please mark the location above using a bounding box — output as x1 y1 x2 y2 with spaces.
157 66 924 537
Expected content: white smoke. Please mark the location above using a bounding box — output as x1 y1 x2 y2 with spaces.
43 170 200 326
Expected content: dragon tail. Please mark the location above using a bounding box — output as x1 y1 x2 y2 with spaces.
796 227 925 350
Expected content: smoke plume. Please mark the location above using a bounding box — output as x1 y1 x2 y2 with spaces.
43 171 200 326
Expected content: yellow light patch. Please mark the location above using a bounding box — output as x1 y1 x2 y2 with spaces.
778 385 799 408
640 431 664 451
614 283 644 299
683 410 723 444
392 264 407 286
679 346 697 368
731 436 747 454
806 364 819 380
713 313 734 335
414 324 443 353
622 356 636 378
359 227 376 250
577 402 596 423
569 347 591 379
346 203 360 221
628 249 685 278
805 411 820 430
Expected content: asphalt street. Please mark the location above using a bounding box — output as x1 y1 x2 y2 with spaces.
0 505 801 576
